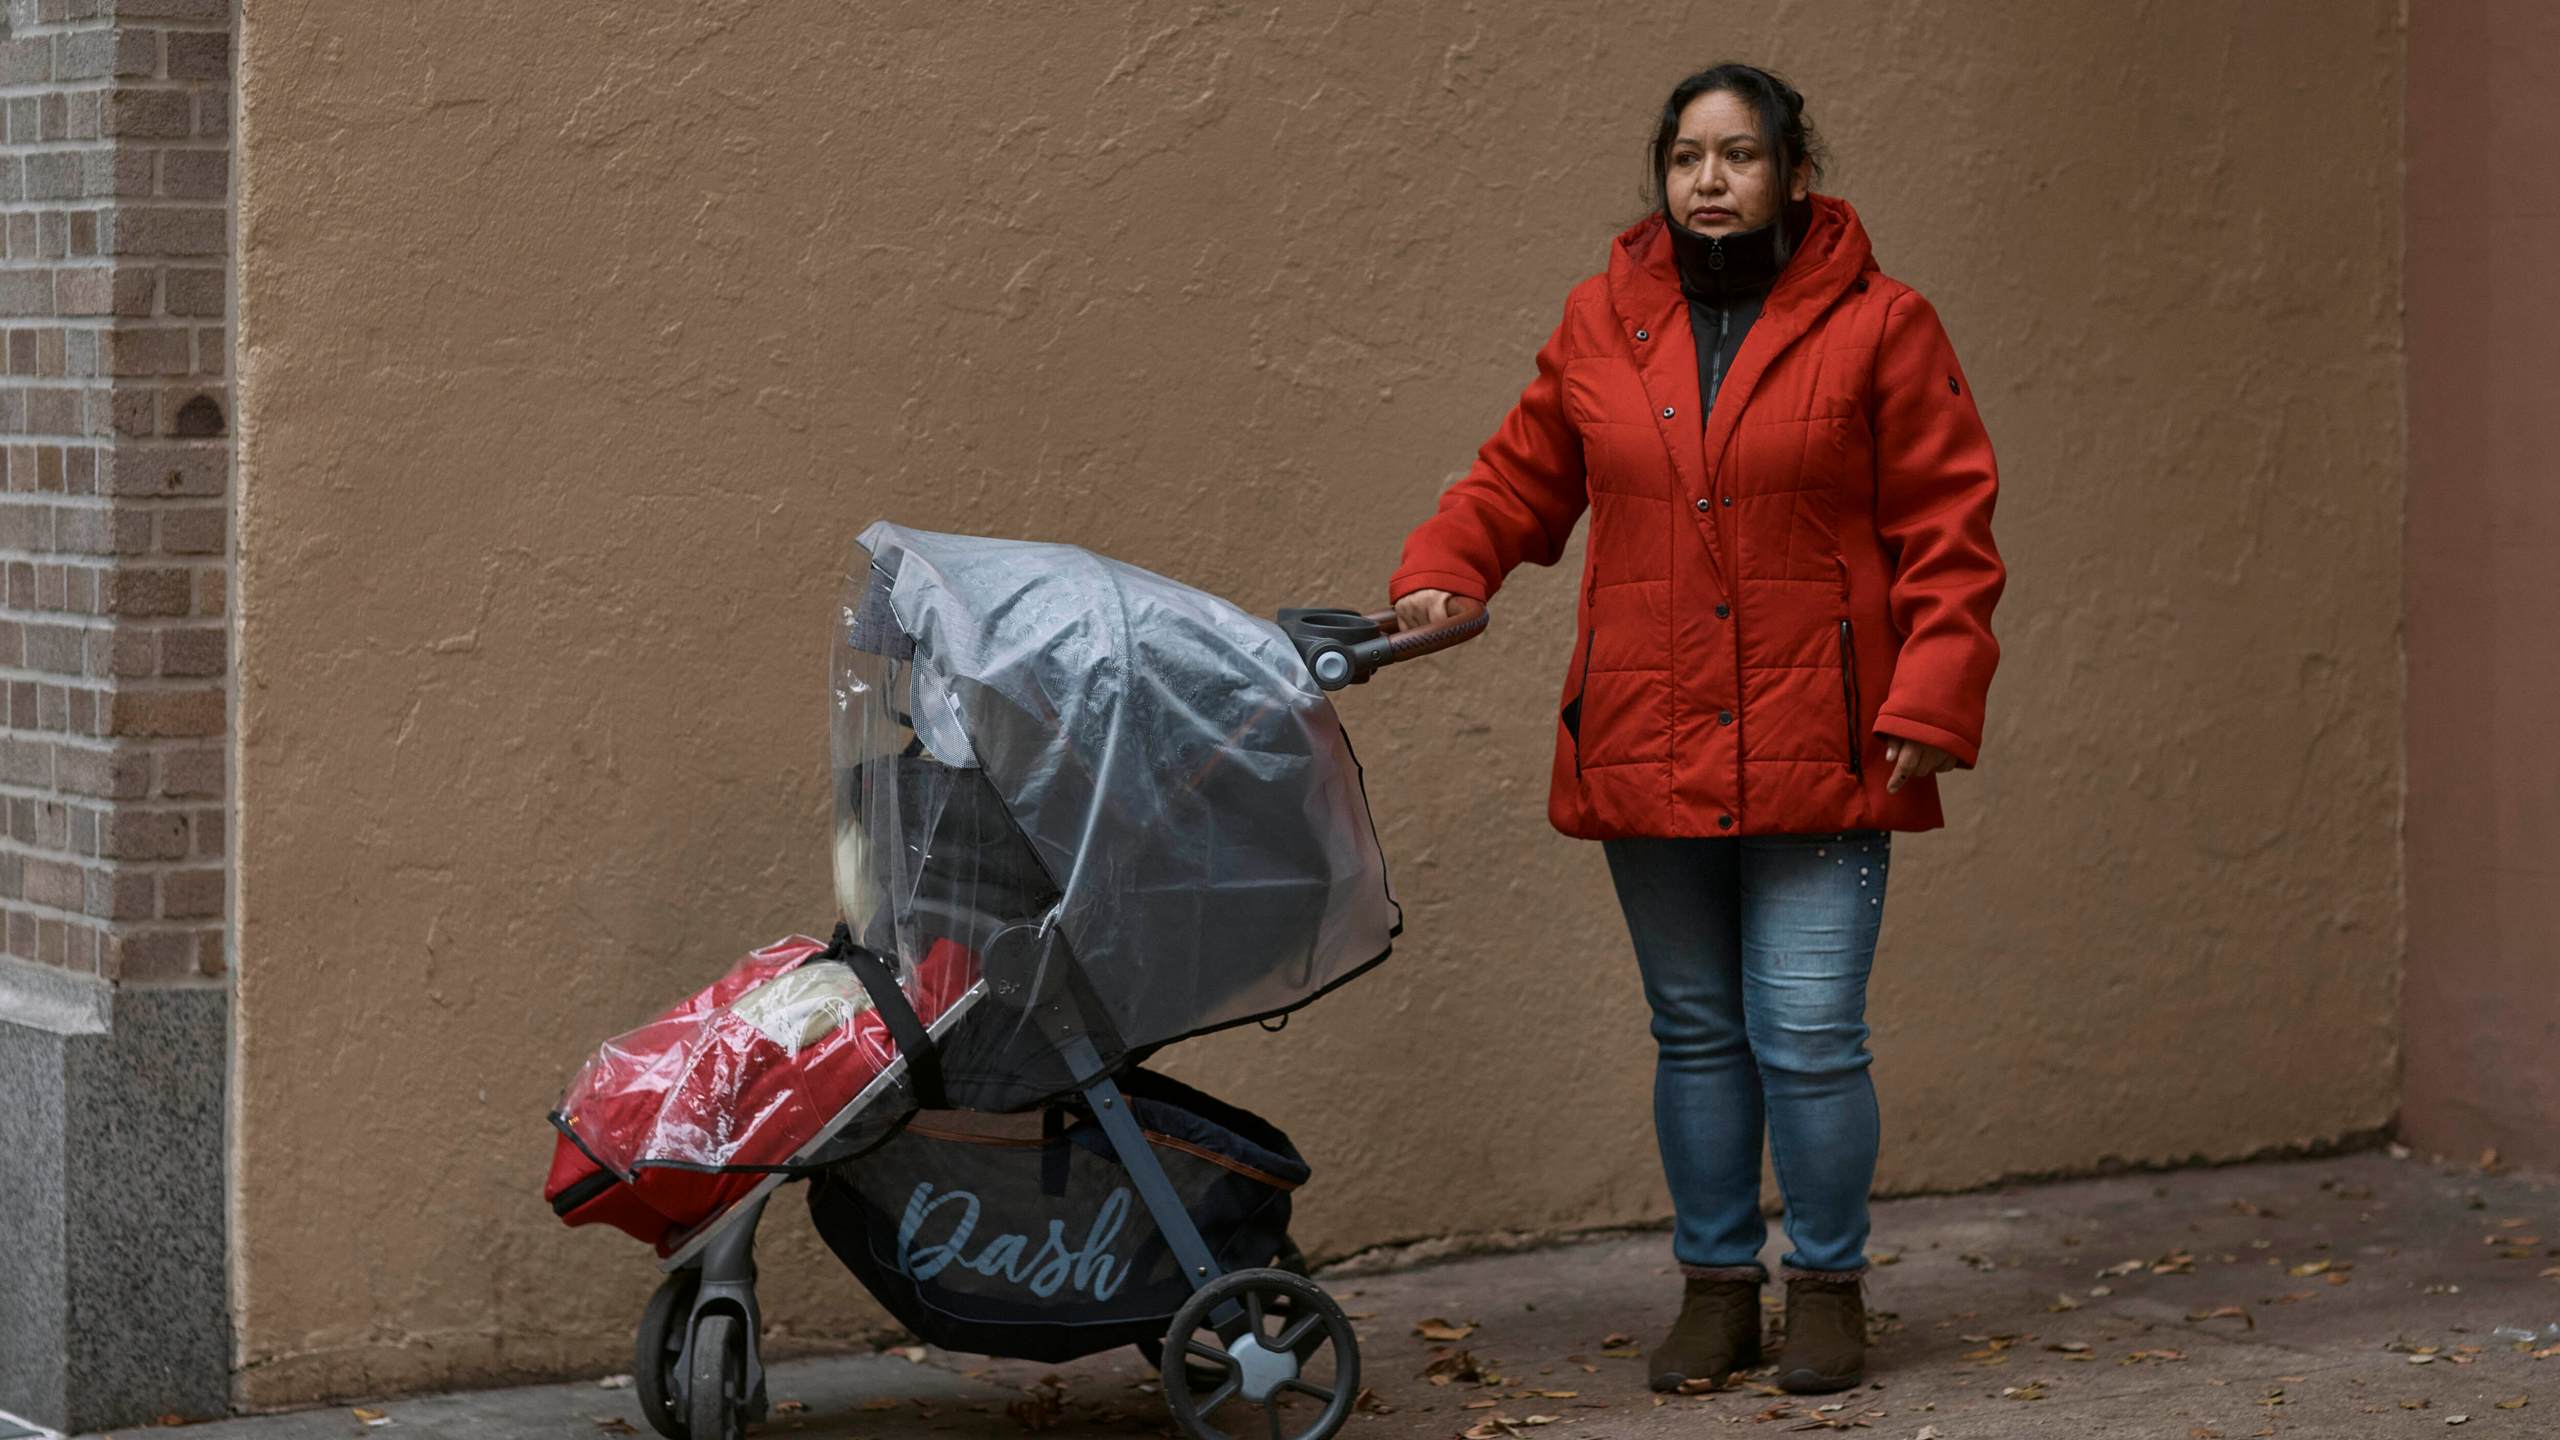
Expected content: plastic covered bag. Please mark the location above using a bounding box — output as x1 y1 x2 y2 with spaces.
544 934 979 1253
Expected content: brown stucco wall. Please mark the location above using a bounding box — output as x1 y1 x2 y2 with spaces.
2401 0 2560 1172
232 1 2405 1404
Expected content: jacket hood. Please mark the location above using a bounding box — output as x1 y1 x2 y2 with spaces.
1610 192 1875 322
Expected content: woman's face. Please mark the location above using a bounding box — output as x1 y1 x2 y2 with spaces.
1663 88 1808 238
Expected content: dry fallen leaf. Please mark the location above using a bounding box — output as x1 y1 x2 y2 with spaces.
592 1422 638 1438
770 1399 806 1416
1462 1399 1501 1410
2046 1341 2091 1354
2190 1429 2224 1439
2496 1395 2529 1410
2287 1259 2333 1278
1353 1387 1394 1415
1916 1428 1941 1440
2099 1259 2146 1278
1416 1317 1479 1342
893 1343 928 1362
1005 1381 1067 1433
2049 1292 2083 1312
2188 1305 2256 1329
2446 1414 2470 1425
1999 1382 2048 1401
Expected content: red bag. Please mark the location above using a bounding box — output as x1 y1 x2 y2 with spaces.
544 935 978 1255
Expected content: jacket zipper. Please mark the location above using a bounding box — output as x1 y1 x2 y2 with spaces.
1706 305 1730 414
1838 619 1863 777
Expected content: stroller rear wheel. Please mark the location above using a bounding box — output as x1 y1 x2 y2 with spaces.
686 1312 749 1440
1161 1267 1359 1440
1137 1234 1313 1380
633 1270 698 1440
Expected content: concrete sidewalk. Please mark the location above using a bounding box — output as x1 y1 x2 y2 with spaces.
75 1149 2560 1439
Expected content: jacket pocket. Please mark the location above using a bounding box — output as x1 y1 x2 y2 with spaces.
1837 619 1864 778
1562 625 1596 776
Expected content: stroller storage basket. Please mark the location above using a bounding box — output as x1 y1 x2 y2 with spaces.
807 1068 1305 1364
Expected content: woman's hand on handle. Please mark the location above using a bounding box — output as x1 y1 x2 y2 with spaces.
1391 588 1464 634
1881 735 1960 793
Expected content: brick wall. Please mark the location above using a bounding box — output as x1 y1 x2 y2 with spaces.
0 0 230 984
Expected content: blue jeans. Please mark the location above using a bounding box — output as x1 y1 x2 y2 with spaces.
1600 830 1890 1276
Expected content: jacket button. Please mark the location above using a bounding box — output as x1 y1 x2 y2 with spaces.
1720 495 1732 506
1661 406 1675 419
1634 328 1649 341
1717 814 1734 829
1693 498 1710 513
1715 603 1730 618
1717 710 1733 725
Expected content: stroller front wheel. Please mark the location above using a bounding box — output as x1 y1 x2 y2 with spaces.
633 1270 698 1440
686 1312 748 1440
1161 1268 1359 1440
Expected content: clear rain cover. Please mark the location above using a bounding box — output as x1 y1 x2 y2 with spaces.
833 522 1400 1110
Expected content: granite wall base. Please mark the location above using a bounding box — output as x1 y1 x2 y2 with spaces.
0 965 229 1433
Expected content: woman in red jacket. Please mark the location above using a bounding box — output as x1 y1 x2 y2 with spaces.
1390 63 2004 1395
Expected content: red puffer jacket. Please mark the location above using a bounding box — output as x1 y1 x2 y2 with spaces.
1391 195 2003 838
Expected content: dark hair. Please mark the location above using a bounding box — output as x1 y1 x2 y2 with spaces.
1646 62 1829 216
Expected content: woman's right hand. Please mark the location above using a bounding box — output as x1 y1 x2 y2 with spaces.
1391 588 1464 634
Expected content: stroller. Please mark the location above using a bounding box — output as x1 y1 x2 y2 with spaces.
543 522 1486 1440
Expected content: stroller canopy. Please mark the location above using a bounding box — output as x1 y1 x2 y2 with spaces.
834 523 1399 1102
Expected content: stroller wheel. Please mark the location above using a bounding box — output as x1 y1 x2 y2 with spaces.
1136 1235 1315 1378
633 1270 698 1440
1161 1268 1359 1440
686 1312 748 1440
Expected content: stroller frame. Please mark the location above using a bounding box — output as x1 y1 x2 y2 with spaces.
621 573 1492 1440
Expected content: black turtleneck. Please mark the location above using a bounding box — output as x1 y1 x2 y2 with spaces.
1662 193 1812 421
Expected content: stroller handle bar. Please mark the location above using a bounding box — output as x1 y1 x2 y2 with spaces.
1275 598 1490 691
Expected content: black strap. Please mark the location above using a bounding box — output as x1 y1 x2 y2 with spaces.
1039 1105 1070 1198
828 922 946 1111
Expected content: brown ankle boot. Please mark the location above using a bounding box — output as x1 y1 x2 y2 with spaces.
1647 1266 1764 1393
1776 1266 1867 1393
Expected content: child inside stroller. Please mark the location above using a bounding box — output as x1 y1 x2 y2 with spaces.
543 523 1486 1440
